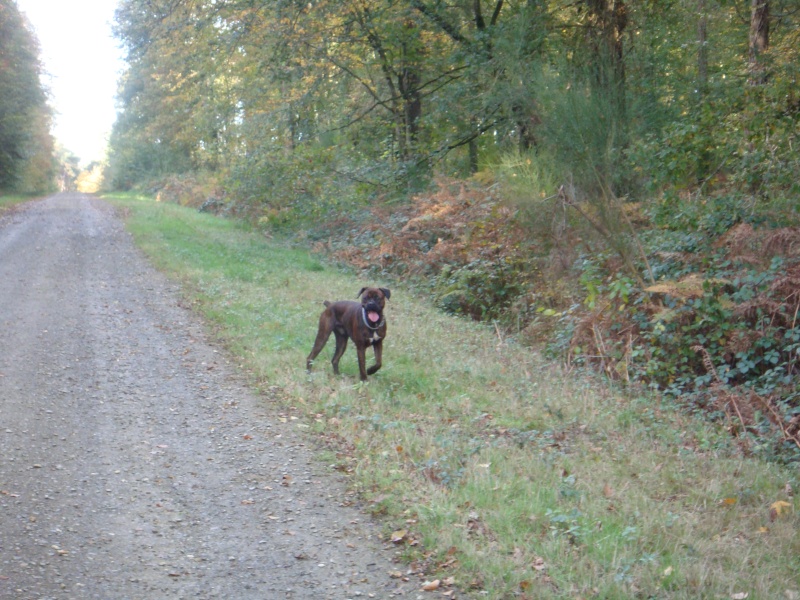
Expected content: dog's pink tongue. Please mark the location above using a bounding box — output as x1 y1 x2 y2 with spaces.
367 311 380 323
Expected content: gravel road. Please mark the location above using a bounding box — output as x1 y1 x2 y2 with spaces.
0 194 407 599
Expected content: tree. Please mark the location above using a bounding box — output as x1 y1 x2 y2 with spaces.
0 0 55 192
105 0 799 211
748 0 769 82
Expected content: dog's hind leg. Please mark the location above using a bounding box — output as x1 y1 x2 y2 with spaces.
307 326 332 373
331 332 348 375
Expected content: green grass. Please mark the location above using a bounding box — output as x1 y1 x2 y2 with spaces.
104 192 800 599
0 192 41 212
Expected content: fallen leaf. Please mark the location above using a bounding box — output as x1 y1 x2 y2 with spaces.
519 580 531 590
421 579 440 591
603 483 614 498
443 576 456 586
468 577 485 590
532 557 546 571
390 529 408 543
722 497 737 506
770 500 791 519
731 593 748 600
389 570 403 579
663 566 673 577
785 483 794 497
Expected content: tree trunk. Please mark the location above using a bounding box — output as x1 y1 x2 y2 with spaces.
748 0 769 83
468 138 479 174
585 0 627 121
694 0 712 181
400 18 423 159
398 66 422 155
697 0 708 95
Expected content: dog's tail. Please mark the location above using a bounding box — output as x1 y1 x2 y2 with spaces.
323 300 331 307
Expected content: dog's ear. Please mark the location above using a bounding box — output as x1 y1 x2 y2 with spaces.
380 287 391 300
356 287 367 298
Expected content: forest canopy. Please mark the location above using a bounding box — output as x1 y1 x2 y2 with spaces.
107 0 799 208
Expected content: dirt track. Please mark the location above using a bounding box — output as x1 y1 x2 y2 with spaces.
0 194 405 599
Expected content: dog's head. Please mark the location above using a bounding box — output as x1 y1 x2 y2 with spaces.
357 287 390 325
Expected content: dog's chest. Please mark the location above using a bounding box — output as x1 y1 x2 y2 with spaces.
364 330 383 345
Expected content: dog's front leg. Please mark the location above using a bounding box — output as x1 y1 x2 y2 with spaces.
367 339 382 376
356 343 369 381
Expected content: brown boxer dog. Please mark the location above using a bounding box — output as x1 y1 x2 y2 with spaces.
306 287 390 381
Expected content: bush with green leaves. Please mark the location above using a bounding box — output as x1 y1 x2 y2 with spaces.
434 256 529 323
550 209 800 463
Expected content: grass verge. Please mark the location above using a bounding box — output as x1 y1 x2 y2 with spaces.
104 192 799 599
0 193 40 213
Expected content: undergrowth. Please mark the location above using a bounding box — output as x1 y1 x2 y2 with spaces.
280 177 800 466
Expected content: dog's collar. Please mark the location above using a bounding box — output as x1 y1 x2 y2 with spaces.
362 306 384 331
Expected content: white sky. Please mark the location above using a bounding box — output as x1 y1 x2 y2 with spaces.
16 0 124 167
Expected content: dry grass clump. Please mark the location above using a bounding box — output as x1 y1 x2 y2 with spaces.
153 173 223 209
715 223 800 262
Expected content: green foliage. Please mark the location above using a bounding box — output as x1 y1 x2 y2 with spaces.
546 206 800 462
434 256 527 322
105 0 800 219
225 142 369 227
0 0 56 193
534 68 627 196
